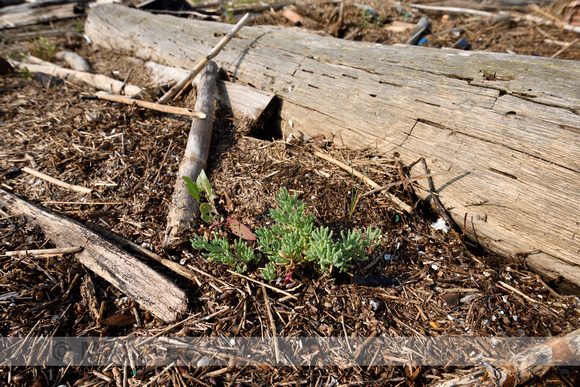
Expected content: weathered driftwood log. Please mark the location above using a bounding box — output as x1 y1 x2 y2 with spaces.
164 61 218 248
0 188 188 323
86 4 580 292
0 1 80 29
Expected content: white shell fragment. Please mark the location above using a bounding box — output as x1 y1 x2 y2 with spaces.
431 218 450 233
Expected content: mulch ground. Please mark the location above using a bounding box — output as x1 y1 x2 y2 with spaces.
1 0 580 386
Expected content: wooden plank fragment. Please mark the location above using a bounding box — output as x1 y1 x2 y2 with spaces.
0 188 188 323
164 61 218 248
85 5 580 292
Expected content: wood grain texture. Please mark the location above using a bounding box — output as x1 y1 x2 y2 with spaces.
0 188 188 323
86 4 580 292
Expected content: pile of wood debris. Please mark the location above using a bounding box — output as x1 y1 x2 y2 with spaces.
1 0 579 386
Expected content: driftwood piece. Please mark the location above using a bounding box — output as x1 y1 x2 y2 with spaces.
55 50 93 72
145 61 274 121
86 5 580 293
0 188 188 323
12 59 143 97
164 61 218 248
0 1 80 29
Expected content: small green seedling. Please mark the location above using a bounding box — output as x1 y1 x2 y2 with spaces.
22 67 31 79
183 170 219 224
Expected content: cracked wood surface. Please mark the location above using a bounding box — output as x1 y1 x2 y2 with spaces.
86 4 580 292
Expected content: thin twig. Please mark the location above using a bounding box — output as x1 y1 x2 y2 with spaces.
91 93 206 119
152 139 173 186
529 4 566 25
420 158 454 228
190 265 244 293
157 13 250 103
408 3 493 16
22 166 92 194
227 270 298 299
4 246 82 257
138 308 230 346
313 150 412 212
420 158 483 265
262 285 280 363
550 38 579 58
497 281 543 305
41 201 122 205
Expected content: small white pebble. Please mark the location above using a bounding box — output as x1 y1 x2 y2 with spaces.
431 218 450 233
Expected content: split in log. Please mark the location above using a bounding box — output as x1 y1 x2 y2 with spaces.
0 188 188 323
86 4 580 293
164 61 218 248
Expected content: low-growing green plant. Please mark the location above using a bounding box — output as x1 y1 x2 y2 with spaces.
190 186 382 279
260 263 277 281
191 232 259 273
29 32 56 62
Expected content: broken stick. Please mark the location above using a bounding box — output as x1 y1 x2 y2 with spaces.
157 13 250 104
92 92 206 119
22 166 92 194
313 150 412 213
164 61 218 248
0 188 188 323
4 246 82 257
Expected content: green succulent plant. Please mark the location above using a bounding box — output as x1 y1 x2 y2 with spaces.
189 186 382 279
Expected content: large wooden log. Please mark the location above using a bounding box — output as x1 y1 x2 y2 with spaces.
85 4 580 292
0 188 188 323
